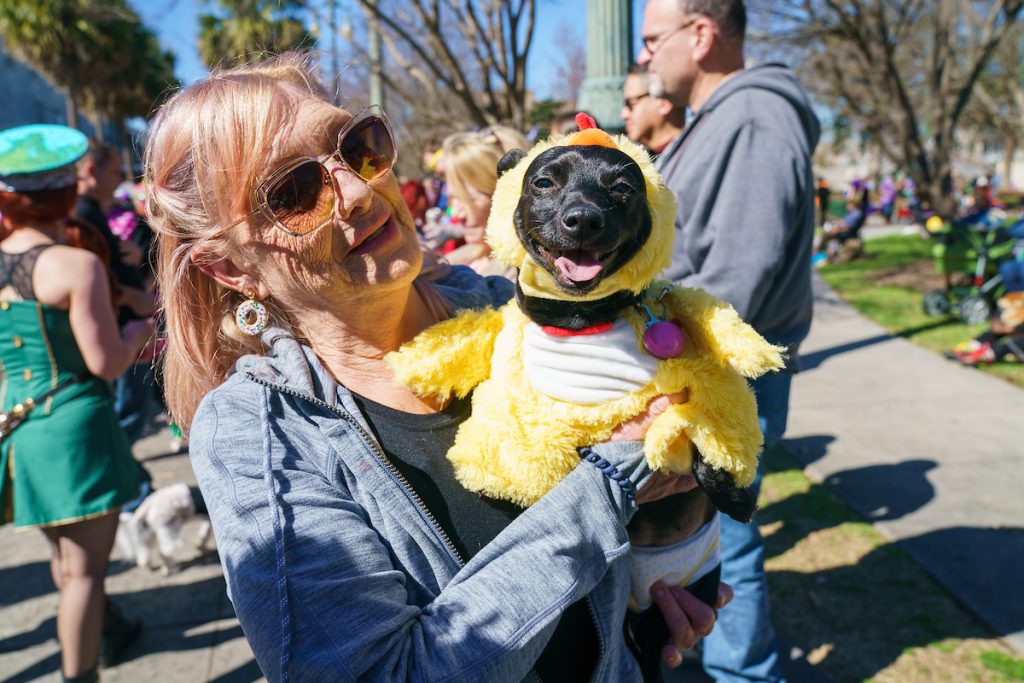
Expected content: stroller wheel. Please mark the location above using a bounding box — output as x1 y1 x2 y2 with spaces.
922 289 952 316
958 295 991 325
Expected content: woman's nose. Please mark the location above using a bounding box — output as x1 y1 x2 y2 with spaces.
327 160 375 219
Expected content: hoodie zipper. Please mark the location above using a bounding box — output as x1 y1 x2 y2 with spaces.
245 372 466 566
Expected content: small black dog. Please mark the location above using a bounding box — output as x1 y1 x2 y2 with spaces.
501 143 745 681
500 145 654 330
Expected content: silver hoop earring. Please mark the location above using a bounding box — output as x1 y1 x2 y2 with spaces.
235 291 268 336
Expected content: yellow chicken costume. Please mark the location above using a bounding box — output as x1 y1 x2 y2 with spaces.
387 122 785 509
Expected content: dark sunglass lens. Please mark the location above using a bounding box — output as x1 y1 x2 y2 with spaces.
266 161 332 234
340 117 395 181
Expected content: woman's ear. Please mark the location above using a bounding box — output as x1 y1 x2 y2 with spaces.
191 244 262 297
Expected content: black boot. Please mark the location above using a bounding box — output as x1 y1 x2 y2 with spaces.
61 667 99 683
98 599 142 668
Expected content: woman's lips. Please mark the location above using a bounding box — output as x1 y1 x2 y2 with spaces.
349 215 395 256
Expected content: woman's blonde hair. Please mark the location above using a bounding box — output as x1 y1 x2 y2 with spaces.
442 125 529 206
144 53 329 430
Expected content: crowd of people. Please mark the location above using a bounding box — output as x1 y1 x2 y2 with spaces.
7 0 1018 681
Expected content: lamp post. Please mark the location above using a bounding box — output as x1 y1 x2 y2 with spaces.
576 0 632 133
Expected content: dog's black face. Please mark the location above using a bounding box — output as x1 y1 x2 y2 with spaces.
514 145 652 296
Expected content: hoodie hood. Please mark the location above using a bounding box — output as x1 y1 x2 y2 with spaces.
698 63 821 149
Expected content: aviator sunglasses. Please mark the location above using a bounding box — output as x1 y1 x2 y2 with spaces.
227 105 397 237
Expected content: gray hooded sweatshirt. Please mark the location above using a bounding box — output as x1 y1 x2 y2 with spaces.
657 63 821 352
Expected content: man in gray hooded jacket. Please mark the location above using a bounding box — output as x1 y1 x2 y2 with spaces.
639 1 821 682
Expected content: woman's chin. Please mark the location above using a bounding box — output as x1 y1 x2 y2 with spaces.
334 233 422 291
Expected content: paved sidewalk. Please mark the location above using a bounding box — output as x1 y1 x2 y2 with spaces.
786 273 1024 653
0 428 262 683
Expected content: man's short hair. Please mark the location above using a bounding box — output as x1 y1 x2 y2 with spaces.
677 0 746 41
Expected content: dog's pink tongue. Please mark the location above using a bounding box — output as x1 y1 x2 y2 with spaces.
554 251 603 282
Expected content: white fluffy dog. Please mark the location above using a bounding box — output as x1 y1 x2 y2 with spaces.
117 483 213 575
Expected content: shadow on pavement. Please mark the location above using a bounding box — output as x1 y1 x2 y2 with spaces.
0 616 55 654
798 318 959 373
3 650 61 683
799 334 892 372
0 558 131 609
209 657 264 683
781 435 835 466
823 460 937 522
900 525 1024 649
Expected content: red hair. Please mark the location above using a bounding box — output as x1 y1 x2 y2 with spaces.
0 186 78 228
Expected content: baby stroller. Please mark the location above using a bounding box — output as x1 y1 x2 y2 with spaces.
921 212 1021 324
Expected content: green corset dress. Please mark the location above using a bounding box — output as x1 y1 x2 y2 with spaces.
1 262 139 528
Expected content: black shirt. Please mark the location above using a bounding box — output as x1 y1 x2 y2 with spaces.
351 392 599 683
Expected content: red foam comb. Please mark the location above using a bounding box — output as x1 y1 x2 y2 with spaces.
575 112 598 130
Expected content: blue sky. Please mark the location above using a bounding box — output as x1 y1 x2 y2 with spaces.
129 0 646 100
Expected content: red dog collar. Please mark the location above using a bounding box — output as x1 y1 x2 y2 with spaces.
540 321 616 337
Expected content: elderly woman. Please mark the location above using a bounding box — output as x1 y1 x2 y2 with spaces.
442 125 529 278
145 55 723 682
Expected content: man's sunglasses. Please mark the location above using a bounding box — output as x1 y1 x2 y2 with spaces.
227 105 397 237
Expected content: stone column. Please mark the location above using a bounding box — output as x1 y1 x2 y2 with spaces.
576 0 632 133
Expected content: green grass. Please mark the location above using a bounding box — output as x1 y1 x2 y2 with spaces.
980 650 1024 681
819 234 1024 388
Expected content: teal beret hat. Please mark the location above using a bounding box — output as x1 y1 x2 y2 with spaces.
0 124 89 193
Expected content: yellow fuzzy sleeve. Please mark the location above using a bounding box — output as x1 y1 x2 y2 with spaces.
659 282 786 379
385 307 505 399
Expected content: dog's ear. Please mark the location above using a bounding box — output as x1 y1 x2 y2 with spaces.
497 149 527 177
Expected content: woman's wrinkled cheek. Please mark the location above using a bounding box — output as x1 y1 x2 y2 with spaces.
245 224 338 300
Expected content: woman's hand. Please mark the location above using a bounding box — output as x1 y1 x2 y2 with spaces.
652 580 734 668
608 393 696 504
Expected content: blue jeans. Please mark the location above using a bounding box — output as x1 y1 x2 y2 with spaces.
702 370 791 683
114 362 156 446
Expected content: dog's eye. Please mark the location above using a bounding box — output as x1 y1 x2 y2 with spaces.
611 181 634 197
533 177 555 190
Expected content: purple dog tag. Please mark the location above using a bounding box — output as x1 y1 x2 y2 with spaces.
643 320 685 359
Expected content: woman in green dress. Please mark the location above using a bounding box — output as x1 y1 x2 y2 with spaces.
0 125 153 683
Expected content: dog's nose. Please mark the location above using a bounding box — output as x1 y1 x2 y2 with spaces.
561 205 604 235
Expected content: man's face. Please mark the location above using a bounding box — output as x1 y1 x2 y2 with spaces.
93 151 125 201
620 74 660 147
638 0 697 108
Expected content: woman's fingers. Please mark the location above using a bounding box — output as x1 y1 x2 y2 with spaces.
650 580 718 668
716 582 734 609
609 392 687 442
651 580 723 667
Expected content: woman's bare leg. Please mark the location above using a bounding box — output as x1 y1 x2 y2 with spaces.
42 511 120 677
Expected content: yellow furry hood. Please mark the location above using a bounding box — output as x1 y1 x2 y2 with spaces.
486 128 678 302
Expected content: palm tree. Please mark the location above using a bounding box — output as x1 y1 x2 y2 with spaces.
0 0 131 129
198 0 313 68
